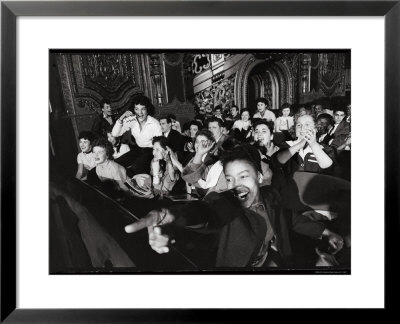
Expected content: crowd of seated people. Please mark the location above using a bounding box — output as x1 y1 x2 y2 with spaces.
73 94 351 269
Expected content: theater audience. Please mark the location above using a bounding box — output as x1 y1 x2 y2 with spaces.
253 97 276 122
76 131 96 180
69 88 351 270
125 144 344 268
112 95 162 175
92 99 116 137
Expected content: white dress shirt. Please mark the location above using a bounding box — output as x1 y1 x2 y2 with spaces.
112 115 162 148
253 109 276 122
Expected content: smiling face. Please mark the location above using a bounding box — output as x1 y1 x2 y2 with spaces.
93 146 108 165
134 104 148 122
79 138 92 153
102 103 112 116
241 111 250 122
224 159 262 208
253 124 272 146
296 115 316 139
152 141 165 160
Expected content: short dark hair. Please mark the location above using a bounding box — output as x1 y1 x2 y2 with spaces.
189 120 202 130
255 97 268 106
194 114 204 124
167 113 177 120
281 103 291 110
221 144 262 174
92 137 114 160
240 109 251 117
333 108 347 116
207 116 224 128
99 98 111 109
317 113 334 122
195 129 214 142
152 136 168 149
131 95 155 116
78 131 95 142
159 116 172 124
214 105 222 111
253 119 274 134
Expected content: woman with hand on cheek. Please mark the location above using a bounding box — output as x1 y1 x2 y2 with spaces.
150 136 179 197
182 129 227 198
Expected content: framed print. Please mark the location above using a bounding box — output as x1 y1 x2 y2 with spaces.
1 0 398 321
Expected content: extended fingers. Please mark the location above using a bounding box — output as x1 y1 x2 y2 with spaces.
148 226 170 253
125 210 159 233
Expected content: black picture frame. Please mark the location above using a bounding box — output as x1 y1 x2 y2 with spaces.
1 0 398 321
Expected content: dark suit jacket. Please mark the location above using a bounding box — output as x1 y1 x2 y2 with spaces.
91 114 115 137
209 134 229 156
165 129 184 153
168 187 325 268
330 120 350 149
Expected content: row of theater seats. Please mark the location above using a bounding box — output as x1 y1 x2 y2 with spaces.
50 171 350 272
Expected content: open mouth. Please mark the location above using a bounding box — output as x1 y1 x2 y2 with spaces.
232 186 250 201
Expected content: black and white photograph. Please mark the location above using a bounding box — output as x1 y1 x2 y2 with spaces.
49 50 351 274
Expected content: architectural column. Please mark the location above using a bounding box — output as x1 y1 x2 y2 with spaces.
149 54 164 106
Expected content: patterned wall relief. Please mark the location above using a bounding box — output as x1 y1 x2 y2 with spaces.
56 53 154 135
303 53 348 101
193 74 236 113
192 54 211 74
318 53 346 97
79 54 137 97
191 54 232 75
